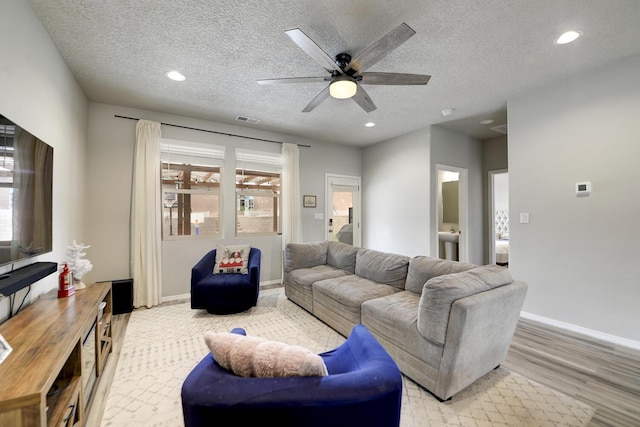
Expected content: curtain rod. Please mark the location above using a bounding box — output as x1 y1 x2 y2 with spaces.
114 114 310 148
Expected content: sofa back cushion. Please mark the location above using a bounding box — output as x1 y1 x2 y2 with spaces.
284 241 328 272
327 241 359 273
405 256 476 294
417 265 513 345
355 248 409 289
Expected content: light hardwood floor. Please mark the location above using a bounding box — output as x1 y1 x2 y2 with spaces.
85 311 130 427
86 304 640 427
503 318 640 427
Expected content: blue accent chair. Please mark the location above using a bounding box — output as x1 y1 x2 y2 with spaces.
181 324 402 427
191 247 261 314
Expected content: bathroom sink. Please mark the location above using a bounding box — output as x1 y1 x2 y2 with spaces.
438 232 459 243
438 232 459 261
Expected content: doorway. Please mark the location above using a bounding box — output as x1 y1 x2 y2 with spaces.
434 164 468 262
325 174 361 247
488 170 509 266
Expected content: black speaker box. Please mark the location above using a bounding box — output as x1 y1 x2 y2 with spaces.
112 279 133 315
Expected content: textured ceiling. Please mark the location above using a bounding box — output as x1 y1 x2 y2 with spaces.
27 0 640 146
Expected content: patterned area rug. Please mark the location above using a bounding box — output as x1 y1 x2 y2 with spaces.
101 288 594 426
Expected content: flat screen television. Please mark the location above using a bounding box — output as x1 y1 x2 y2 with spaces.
0 114 53 268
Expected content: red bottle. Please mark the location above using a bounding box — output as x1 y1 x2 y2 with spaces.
58 263 76 298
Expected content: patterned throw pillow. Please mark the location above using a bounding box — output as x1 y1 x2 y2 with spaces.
213 244 251 274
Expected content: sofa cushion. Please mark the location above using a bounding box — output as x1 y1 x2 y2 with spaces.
355 248 409 289
204 332 328 378
327 241 358 273
405 256 476 294
287 265 349 287
312 275 400 336
361 292 444 371
284 241 328 272
417 265 513 345
285 265 348 313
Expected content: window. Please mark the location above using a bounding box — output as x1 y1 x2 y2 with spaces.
161 139 224 239
236 149 281 236
0 123 14 241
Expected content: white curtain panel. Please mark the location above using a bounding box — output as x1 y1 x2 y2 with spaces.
131 120 163 308
281 143 302 248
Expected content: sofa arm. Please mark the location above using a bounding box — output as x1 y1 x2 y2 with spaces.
434 280 528 400
191 249 217 288
248 248 261 285
283 241 329 272
417 265 513 345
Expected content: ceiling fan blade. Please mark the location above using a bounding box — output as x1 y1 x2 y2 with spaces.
351 85 377 113
347 23 416 74
285 28 344 75
302 86 331 112
258 76 330 85
359 72 431 85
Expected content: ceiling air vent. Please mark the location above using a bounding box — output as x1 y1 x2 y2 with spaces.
490 123 508 134
235 115 260 125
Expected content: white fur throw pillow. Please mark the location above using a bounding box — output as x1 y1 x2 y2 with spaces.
204 332 328 378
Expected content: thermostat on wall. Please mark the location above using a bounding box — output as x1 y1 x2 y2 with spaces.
576 182 591 197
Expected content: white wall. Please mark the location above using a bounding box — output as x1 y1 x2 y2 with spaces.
509 54 640 342
494 173 509 211
299 139 362 243
362 128 430 256
0 0 88 321
430 126 484 265
86 103 361 299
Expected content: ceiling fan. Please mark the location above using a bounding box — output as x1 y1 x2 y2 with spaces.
257 22 431 113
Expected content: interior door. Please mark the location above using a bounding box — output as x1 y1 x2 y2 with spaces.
489 170 509 265
326 174 361 247
434 164 468 262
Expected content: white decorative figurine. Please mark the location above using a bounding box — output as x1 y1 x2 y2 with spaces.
64 241 93 289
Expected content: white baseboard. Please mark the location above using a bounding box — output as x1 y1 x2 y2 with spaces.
260 279 282 287
160 280 282 304
161 293 190 303
520 311 640 351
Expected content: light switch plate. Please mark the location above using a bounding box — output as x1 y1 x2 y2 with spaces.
520 213 529 224
314 213 324 220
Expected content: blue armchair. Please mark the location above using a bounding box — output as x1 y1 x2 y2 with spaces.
191 247 261 314
181 324 402 427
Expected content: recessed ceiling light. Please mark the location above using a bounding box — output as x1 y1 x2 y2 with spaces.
480 119 494 125
365 122 376 127
555 30 582 45
441 108 455 117
166 70 186 81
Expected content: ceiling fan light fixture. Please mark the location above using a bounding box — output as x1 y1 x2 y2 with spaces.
329 78 357 99
555 30 582 45
166 70 186 81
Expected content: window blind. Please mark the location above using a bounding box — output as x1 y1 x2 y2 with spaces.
161 138 225 167
235 148 282 173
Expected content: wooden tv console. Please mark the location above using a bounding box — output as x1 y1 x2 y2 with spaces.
0 282 112 426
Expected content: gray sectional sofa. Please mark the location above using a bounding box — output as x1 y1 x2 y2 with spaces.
283 240 528 401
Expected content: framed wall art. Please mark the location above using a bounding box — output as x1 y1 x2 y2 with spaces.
303 195 316 208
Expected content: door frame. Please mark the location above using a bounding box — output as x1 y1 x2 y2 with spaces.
488 169 508 265
325 173 361 247
433 164 469 262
